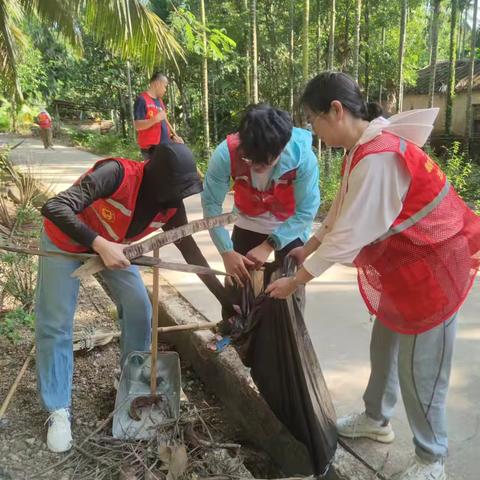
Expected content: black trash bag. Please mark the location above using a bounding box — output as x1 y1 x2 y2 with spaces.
226 257 338 476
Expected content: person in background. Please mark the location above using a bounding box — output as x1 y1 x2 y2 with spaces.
36 108 53 149
266 72 480 480
134 72 183 161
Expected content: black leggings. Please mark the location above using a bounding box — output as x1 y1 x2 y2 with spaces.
163 202 235 316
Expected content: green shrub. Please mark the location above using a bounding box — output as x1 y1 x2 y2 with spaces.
0 307 35 343
318 150 343 216
0 253 38 313
67 129 142 161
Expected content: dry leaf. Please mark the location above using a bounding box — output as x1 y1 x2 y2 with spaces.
166 444 188 480
119 465 139 480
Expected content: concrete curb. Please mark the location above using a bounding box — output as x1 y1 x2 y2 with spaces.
145 272 379 479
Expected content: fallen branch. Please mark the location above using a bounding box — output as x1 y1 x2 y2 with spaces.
0 344 35 419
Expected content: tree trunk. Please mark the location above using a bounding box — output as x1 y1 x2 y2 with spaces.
168 77 177 131
379 26 385 104
353 0 362 82
251 0 259 103
302 0 310 82
328 0 336 69
460 4 468 58
244 0 252 104
289 0 295 113
363 0 370 98
212 72 218 143
200 0 210 157
316 0 322 161
316 0 322 72
465 0 478 152
397 0 408 112
117 91 127 138
427 0 434 66
446 0 458 135
126 61 135 138
428 0 442 108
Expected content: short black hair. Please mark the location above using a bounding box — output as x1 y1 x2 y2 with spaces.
150 72 167 84
238 103 293 165
301 71 383 122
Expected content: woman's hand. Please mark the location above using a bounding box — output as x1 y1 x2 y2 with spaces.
287 246 308 266
265 276 298 299
246 241 274 270
92 236 130 270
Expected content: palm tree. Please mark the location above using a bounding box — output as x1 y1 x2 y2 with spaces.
446 0 458 135
0 0 183 100
200 0 210 157
327 0 336 70
353 0 362 82
289 0 295 113
397 0 408 112
465 0 478 151
364 0 370 98
244 0 251 104
302 0 310 82
428 0 442 108
251 0 259 103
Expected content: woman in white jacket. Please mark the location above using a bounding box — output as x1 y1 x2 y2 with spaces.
267 72 480 480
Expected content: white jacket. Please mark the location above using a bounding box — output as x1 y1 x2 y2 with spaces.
303 108 439 278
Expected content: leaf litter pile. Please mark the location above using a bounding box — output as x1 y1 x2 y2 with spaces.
40 398 255 480
0 274 278 480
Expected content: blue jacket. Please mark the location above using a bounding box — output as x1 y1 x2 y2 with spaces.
201 127 320 253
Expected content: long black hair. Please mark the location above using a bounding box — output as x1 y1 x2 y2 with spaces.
301 71 383 122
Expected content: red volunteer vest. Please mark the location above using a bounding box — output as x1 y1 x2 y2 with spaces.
348 132 480 334
226 133 296 221
136 92 170 149
44 158 177 253
38 112 51 129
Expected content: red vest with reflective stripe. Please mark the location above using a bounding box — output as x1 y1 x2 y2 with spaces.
38 112 51 129
44 158 177 252
226 133 296 221
350 132 480 334
136 93 170 149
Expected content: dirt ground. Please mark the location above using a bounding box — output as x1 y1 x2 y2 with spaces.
0 276 277 480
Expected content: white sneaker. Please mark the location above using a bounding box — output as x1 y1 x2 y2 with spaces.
398 457 446 480
46 408 73 453
336 411 395 443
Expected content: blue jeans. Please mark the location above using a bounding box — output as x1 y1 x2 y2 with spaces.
35 232 152 412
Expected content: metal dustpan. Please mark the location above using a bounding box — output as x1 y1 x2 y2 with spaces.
112 248 180 440
111 246 219 440
112 350 181 440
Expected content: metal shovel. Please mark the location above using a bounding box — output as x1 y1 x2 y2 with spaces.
112 248 216 440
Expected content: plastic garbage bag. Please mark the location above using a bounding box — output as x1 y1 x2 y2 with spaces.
222 257 338 475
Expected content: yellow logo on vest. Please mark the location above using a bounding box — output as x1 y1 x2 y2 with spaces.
101 207 115 223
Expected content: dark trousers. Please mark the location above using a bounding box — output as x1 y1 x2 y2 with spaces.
231 225 303 260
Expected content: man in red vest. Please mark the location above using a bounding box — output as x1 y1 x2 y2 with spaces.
202 103 320 288
37 143 227 453
36 108 53 149
134 72 183 160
